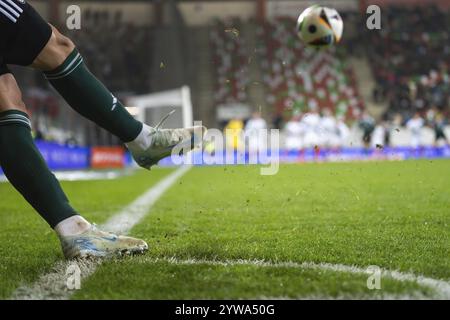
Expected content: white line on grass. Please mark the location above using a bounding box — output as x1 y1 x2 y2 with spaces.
11 165 191 300
253 292 431 300
0 169 135 183
140 257 450 299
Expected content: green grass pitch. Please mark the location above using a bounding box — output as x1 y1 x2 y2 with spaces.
0 160 449 299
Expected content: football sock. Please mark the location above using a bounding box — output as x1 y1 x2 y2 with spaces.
44 49 143 143
125 124 154 154
0 110 78 228
54 215 91 236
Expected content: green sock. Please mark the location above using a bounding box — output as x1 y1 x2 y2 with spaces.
44 49 143 143
0 110 78 228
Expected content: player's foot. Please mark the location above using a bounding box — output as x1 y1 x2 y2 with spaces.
130 111 207 170
59 225 148 259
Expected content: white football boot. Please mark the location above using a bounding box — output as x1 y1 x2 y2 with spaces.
129 111 207 170
59 224 148 259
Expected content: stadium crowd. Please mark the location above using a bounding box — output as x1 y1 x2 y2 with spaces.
255 17 362 120
210 18 250 104
210 17 363 121
210 6 449 149
364 6 450 120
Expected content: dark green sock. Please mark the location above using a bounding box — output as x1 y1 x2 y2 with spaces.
0 110 78 228
44 49 143 143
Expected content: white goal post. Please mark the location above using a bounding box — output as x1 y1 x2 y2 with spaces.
126 86 194 128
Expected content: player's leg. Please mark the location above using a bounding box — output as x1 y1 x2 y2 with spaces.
0 69 81 229
33 25 205 169
0 1 148 258
0 70 148 258
32 25 143 143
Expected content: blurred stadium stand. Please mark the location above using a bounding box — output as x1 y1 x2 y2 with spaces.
364 6 449 120
11 0 449 151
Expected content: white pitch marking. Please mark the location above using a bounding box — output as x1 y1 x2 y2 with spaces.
139 257 450 299
0 169 137 183
11 166 191 300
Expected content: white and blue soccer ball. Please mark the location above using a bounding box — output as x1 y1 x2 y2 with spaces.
296 5 344 49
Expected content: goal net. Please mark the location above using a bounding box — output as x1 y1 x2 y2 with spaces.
126 86 194 129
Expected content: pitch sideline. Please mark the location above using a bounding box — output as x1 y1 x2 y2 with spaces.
11 165 192 300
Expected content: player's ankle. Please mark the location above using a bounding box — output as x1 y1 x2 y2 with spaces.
125 124 154 153
54 215 91 237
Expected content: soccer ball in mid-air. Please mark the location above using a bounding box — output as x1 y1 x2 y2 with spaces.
296 5 344 49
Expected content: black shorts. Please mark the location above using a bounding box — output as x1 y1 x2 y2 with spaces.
0 0 51 75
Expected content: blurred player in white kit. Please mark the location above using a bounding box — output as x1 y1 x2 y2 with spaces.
284 113 304 150
406 112 424 148
319 108 339 148
245 111 267 153
301 107 321 148
336 115 350 148
371 121 387 148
